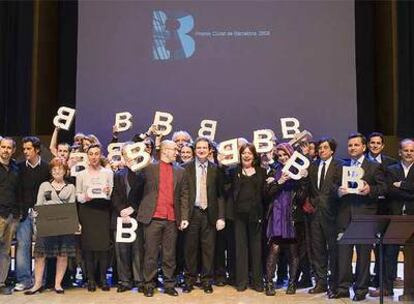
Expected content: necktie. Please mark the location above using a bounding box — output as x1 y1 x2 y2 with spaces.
319 161 325 190
199 164 208 210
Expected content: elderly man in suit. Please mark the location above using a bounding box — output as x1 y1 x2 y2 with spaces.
137 140 187 297
307 137 342 296
330 133 387 301
180 137 225 294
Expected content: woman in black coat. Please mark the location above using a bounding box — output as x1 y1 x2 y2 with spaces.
226 143 266 292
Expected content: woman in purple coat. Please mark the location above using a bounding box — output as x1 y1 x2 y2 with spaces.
264 143 307 296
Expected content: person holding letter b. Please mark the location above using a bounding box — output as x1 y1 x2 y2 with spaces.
331 133 387 301
76 144 114 292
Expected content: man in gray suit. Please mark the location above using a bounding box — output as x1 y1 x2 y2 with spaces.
137 140 187 297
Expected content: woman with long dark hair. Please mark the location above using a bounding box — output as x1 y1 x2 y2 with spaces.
227 143 265 292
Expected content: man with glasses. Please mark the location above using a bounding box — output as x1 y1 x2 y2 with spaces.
137 140 187 297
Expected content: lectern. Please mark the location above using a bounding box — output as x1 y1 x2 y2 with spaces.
338 215 414 303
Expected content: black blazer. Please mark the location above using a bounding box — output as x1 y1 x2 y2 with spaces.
386 162 414 215
379 154 398 168
111 167 142 229
308 158 343 222
180 160 225 225
337 157 387 231
226 165 266 222
136 162 187 225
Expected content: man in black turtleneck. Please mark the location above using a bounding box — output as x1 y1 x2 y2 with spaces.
0 138 20 295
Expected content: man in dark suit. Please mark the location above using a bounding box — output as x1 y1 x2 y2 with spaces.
111 143 145 293
180 137 225 294
366 132 398 167
307 137 342 295
330 133 387 301
370 138 414 297
136 140 187 297
366 132 398 287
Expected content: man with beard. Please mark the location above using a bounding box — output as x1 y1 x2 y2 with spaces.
0 138 19 295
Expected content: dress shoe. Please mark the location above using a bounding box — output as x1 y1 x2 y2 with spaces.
144 287 154 297
369 288 394 297
117 285 131 293
308 285 327 294
203 284 213 294
54 288 65 294
101 282 110 291
286 282 296 294
297 279 313 289
0 286 13 295
215 280 226 287
182 284 193 293
328 290 350 299
164 287 179 296
353 294 366 301
236 286 247 292
24 286 44 295
87 281 96 292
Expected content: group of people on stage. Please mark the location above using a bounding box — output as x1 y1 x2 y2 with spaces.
0 125 413 302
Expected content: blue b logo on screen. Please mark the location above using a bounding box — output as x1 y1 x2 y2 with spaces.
153 10 195 61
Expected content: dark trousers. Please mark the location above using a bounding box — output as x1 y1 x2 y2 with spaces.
184 208 216 286
175 230 185 277
337 244 371 296
143 219 177 288
310 216 337 289
83 250 109 284
234 214 262 289
114 223 144 287
380 244 399 292
214 221 236 284
295 220 312 282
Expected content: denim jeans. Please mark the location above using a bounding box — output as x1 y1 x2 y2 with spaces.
0 214 18 286
15 216 33 287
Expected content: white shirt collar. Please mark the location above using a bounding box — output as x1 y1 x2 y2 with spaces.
320 156 333 167
195 158 208 168
26 156 41 169
401 161 414 178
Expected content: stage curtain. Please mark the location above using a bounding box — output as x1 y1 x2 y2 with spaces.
397 1 414 138
0 1 33 136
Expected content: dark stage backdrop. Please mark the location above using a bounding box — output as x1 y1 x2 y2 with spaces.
76 1 357 153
